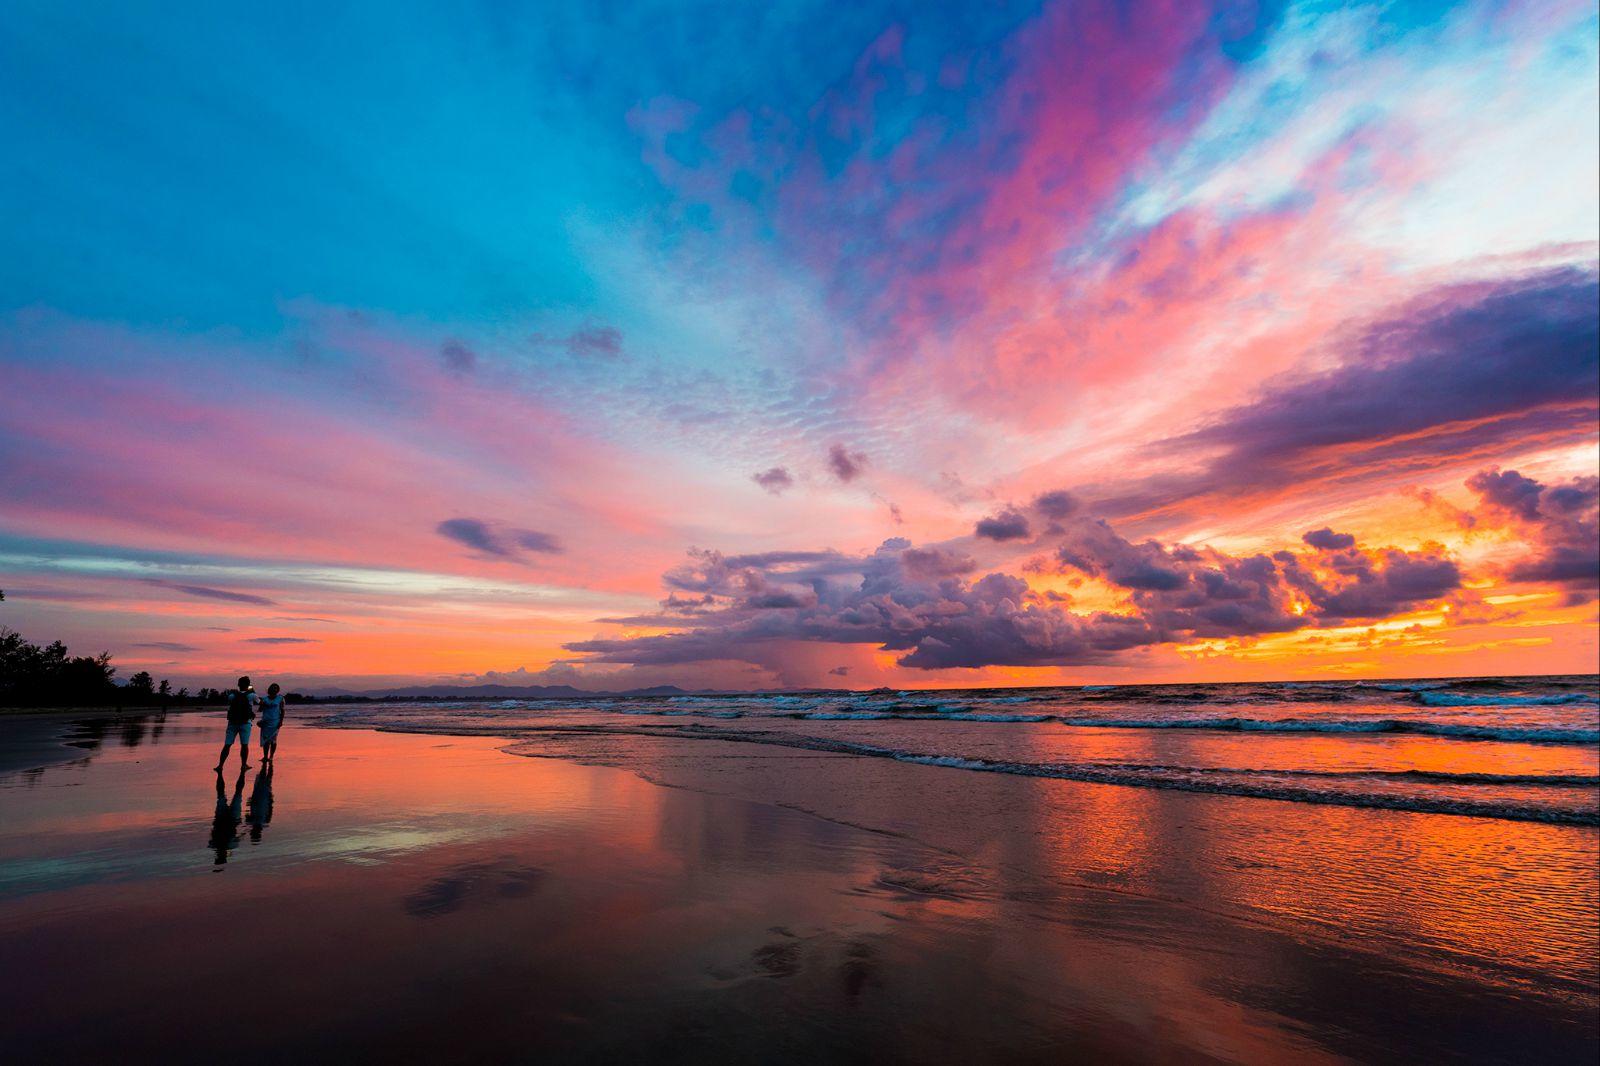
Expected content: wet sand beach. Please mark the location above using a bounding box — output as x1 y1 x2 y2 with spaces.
1 709 1595 1064
0 707 213 775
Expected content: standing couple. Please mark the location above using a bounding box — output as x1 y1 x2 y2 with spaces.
214 675 287 771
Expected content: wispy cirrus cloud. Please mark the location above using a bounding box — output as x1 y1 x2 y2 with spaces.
151 581 276 607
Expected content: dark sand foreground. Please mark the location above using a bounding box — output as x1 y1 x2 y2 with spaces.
1 710 1595 1064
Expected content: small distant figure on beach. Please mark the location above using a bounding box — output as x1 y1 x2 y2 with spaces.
208 767 246 867
214 675 259 772
259 683 286 763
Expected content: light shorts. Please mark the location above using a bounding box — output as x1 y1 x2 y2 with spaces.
225 720 253 745
259 724 280 746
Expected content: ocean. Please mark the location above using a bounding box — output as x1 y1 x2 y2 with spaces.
323 674 1600 826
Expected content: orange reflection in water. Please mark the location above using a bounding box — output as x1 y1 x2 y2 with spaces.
3 714 1595 1063
1029 765 1598 988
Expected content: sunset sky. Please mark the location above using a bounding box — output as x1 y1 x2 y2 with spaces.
2 0 1596 692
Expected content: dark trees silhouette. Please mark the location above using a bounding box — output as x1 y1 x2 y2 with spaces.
0 628 119 707
127 671 156 700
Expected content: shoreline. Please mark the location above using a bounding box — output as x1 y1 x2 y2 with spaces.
0 706 223 776
2 707 1596 1061
310 709 1600 827
0 705 206 717
315 712 1600 999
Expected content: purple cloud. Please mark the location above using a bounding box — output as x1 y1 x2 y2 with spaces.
512 530 563 554
752 467 794 494
1055 521 1189 592
438 518 506 556
827 444 868 482
661 592 717 615
899 546 977 579
440 340 476 376
152 581 276 606
1466 469 1544 521
661 548 857 594
1469 468 1599 600
1102 267 1600 518
244 637 318 644
1292 549 1461 622
532 324 624 360
565 325 623 359
1033 491 1079 520
975 509 1032 541
438 518 564 559
1303 528 1356 551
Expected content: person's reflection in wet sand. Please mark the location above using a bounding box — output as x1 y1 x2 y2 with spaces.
246 765 275 844
208 769 247 868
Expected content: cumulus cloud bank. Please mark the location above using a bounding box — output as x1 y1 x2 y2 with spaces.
566 504 1467 672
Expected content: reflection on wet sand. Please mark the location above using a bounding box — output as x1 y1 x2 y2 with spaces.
66 711 171 755
1038 775 1598 990
514 730 1599 996
208 769 246 867
246 765 275 845
0 718 1593 1062
0 710 178 781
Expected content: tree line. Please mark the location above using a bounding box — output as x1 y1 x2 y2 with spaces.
0 625 309 709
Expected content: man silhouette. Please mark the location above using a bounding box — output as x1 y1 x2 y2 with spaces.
214 675 259 772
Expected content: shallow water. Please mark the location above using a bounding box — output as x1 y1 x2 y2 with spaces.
324 674 1600 825
1 706 1595 1063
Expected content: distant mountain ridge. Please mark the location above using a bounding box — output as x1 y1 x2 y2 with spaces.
309 673 1597 701
320 683 693 700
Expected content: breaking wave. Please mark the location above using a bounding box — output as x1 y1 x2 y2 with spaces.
1415 692 1599 708
859 749 1600 826
316 671 1598 826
